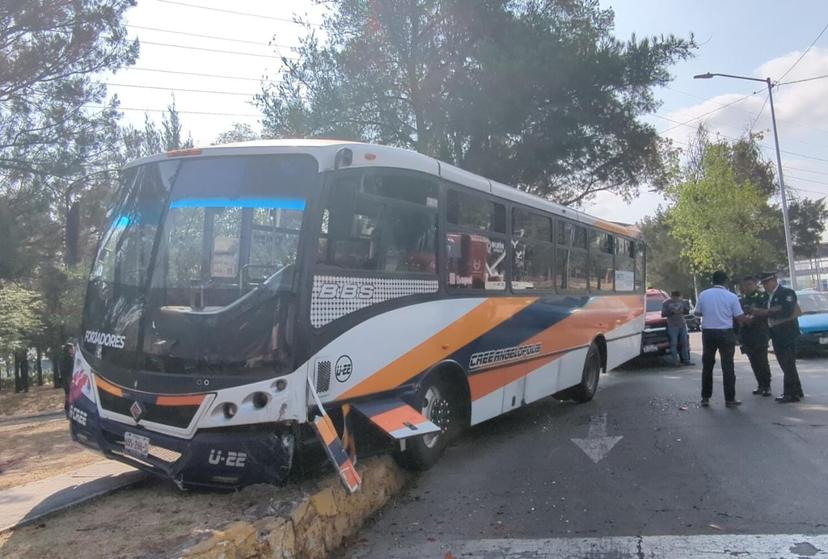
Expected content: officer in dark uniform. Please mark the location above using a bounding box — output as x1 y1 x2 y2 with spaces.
753 272 804 403
738 275 771 396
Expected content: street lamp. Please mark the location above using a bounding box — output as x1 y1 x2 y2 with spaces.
693 72 798 289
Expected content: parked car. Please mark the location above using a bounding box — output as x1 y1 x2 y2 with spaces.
641 289 691 357
685 300 701 332
796 290 828 354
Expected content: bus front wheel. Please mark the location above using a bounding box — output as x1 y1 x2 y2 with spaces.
569 342 601 403
395 374 456 471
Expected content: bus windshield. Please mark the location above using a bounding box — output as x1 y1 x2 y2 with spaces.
82 154 318 376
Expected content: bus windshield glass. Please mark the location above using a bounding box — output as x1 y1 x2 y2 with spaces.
83 154 318 375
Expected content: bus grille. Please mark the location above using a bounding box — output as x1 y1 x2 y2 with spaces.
98 390 199 428
316 360 331 393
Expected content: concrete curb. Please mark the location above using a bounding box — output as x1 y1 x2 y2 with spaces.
178 456 407 559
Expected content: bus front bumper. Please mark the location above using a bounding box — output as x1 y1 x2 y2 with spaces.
68 397 295 489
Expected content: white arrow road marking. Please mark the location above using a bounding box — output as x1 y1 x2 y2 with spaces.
571 413 623 463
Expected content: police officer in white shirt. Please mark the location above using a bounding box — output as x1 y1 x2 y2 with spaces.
694 271 750 408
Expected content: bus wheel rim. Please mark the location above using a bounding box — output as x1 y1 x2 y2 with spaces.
422 385 449 449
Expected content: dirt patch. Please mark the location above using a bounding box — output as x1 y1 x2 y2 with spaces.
0 456 406 559
0 385 65 417
0 419 99 490
0 476 304 559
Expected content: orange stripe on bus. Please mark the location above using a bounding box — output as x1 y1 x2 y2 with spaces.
314 415 338 446
593 219 639 237
469 353 559 400
469 295 644 400
337 297 538 400
94 375 124 397
156 394 205 407
370 404 429 433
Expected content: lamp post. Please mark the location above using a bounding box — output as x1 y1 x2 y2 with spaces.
693 72 798 289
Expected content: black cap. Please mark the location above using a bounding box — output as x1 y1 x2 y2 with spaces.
759 271 777 283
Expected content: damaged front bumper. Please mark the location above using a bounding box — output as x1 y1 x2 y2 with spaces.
68 396 295 490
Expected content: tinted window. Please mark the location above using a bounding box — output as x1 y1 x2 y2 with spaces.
317 171 437 274
557 221 572 245
615 238 635 291
447 189 506 233
513 209 552 242
555 248 588 292
590 252 614 292
362 170 439 207
513 241 555 290
591 230 614 254
635 242 646 291
447 233 506 290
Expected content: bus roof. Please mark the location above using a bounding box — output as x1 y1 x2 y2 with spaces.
125 139 639 239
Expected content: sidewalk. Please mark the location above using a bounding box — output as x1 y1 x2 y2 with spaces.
0 410 65 426
0 460 146 533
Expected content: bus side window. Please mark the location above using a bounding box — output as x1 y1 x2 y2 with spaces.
634 242 646 292
555 221 588 293
589 230 614 292
615 238 635 292
317 170 438 274
512 209 554 291
446 188 507 290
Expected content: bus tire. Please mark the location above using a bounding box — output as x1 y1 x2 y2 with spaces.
394 374 456 471
570 342 601 403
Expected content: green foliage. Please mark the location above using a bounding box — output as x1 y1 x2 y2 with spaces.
213 123 260 145
0 281 45 355
0 0 136 356
639 211 695 297
788 197 828 259
258 0 694 204
665 143 778 277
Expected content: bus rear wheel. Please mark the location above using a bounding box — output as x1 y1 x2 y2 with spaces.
569 342 601 403
395 374 456 471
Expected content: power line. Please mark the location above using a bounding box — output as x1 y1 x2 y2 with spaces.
784 165 828 177
665 81 828 137
778 73 828 86
154 0 323 27
140 40 297 60
90 104 260 118
782 173 828 187
126 67 265 83
127 24 299 50
657 89 762 134
749 93 770 133
654 112 828 164
777 23 828 82
108 82 258 97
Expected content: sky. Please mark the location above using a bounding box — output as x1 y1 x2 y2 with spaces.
109 0 828 225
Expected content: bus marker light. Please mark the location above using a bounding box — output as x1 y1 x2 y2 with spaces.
364 153 376 160
166 148 202 157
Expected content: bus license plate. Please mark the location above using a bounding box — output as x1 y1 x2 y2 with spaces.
820 337 828 345
124 432 149 459
643 344 659 353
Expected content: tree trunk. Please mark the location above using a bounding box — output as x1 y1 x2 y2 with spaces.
13 351 21 393
36 347 43 386
51 347 61 388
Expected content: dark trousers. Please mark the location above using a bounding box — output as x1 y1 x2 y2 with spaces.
770 323 803 397
744 344 771 390
701 328 737 401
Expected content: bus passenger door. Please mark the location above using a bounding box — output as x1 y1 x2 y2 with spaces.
501 376 526 412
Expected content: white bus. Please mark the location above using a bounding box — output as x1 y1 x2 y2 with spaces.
69 140 645 489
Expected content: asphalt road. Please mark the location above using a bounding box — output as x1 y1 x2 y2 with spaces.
343 334 828 558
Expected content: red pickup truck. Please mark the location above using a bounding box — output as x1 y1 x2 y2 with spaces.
641 289 691 356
